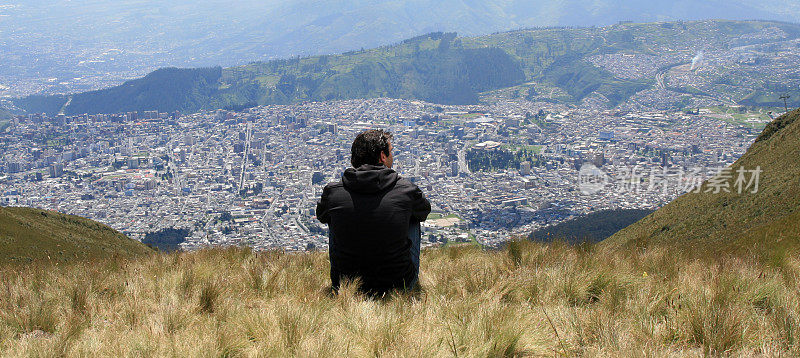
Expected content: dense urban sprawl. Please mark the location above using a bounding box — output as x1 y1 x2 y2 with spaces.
0 97 771 250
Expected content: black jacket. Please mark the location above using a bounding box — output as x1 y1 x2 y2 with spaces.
316 164 431 292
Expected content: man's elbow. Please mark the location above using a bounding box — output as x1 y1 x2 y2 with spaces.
315 202 329 224
413 205 432 221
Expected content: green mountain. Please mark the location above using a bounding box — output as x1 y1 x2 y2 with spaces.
605 108 800 258
17 33 526 115
13 20 800 115
529 209 654 243
67 67 224 115
0 207 154 264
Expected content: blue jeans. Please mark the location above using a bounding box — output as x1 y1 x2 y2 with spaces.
328 221 421 290
408 221 421 289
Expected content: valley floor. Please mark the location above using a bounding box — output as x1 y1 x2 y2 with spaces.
1 242 799 356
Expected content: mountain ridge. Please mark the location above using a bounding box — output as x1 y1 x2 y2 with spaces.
13 19 800 115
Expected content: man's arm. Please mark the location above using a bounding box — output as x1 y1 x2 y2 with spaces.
316 185 331 224
410 185 431 222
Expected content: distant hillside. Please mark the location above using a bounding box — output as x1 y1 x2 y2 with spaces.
0 108 11 120
0 109 12 132
142 228 191 252
605 108 800 257
0 207 153 264
14 20 800 115
529 209 654 243
15 34 525 115
66 67 224 115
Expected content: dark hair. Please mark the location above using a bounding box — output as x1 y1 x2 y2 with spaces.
350 129 393 168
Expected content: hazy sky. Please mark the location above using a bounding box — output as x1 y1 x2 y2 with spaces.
2 1 799 60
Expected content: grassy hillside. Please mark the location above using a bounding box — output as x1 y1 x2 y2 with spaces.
1 242 798 355
15 20 800 115
606 108 800 258
0 207 153 264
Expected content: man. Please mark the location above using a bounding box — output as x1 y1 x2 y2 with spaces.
316 129 431 295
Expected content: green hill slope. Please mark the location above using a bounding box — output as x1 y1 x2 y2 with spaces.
0 207 153 264
605 108 800 257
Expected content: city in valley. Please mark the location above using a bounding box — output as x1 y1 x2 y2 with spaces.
0 98 770 250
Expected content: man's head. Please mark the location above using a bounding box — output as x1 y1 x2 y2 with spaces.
351 129 393 168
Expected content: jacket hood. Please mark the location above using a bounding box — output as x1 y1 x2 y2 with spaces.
342 164 399 193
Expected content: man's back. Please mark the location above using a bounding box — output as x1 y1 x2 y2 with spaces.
316 164 430 293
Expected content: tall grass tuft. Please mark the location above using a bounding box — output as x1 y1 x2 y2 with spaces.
69 285 88 316
198 282 220 314
245 260 264 292
506 239 525 266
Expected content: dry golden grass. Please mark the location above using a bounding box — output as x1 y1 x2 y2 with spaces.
1 241 799 357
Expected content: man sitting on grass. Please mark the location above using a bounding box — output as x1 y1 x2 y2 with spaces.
316 129 431 295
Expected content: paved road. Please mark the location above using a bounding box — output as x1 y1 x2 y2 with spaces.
457 144 472 175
